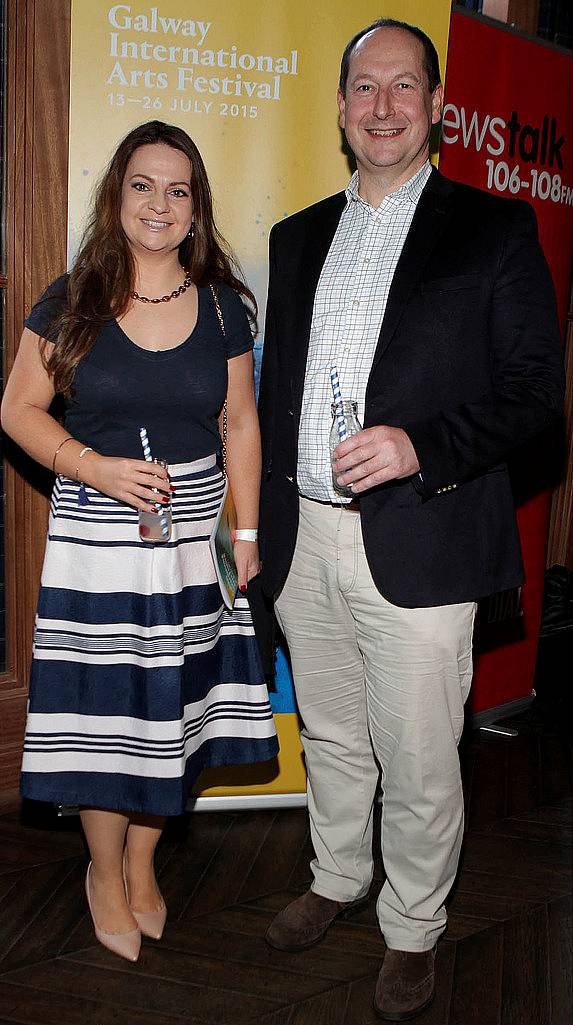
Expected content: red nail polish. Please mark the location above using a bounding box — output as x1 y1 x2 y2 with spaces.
239 585 247 594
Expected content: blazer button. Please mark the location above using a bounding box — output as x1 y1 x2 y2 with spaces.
288 409 294 417
286 475 294 483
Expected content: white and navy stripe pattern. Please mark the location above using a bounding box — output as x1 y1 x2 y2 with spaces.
21 455 278 815
297 161 432 503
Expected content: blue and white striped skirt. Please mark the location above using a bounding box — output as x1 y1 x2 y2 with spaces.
21 455 278 816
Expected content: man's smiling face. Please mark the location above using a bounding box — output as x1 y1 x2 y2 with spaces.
337 26 442 202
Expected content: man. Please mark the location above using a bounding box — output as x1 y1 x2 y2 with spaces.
257 18 564 1021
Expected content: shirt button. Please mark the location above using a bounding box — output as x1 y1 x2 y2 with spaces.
363 256 370 264
353 299 360 307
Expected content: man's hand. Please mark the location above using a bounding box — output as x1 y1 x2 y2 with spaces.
333 426 420 494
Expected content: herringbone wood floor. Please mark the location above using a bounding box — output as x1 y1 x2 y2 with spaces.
0 709 570 1025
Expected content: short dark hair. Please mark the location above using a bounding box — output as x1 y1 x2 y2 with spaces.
339 18 441 94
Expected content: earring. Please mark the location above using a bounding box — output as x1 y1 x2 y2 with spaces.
188 223 195 239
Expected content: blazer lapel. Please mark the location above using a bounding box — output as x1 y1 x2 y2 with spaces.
369 169 455 378
291 193 346 420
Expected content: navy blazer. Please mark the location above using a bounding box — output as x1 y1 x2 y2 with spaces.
257 168 565 607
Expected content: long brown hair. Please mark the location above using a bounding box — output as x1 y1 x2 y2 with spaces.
43 121 257 396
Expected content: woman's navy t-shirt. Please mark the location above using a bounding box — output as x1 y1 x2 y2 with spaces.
25 275 254 464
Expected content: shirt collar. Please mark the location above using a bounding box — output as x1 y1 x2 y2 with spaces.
345 160 432 214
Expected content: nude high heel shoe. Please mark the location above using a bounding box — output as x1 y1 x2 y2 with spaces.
123 852 167 941
85 862 141 962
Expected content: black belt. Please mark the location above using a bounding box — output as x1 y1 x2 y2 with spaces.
343 498 361 512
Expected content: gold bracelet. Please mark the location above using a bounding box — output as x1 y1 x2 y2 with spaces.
52 436 75 474
75 446 94 482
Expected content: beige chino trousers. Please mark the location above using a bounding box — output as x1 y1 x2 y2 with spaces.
275 496 476 952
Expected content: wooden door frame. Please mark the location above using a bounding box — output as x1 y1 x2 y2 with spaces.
1 0 71 791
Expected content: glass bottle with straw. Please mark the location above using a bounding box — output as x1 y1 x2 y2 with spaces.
138 427 172 542
329 366 362 498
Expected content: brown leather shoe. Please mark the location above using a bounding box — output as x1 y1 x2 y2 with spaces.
374 947 436 1021
265 889 367 951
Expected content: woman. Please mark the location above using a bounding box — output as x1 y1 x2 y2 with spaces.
1 121 278 962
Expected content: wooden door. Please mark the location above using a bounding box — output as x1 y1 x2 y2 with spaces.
1 0 71 793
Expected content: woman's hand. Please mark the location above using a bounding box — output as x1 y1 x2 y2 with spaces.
234 540 261 593
86 454 172 512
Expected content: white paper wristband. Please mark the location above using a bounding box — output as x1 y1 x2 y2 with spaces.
234 529 258 542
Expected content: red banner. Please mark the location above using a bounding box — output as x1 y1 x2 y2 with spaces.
440 12 573 713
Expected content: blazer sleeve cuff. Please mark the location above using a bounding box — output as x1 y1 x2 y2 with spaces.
404 422 460 499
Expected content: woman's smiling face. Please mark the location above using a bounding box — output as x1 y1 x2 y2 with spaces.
120 142 193 255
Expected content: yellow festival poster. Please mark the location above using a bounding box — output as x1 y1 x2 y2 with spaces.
68 0 452 803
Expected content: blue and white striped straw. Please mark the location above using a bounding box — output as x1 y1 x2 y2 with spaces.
330 366 348 442
139 426 169 539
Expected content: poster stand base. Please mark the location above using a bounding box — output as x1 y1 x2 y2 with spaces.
188 792 307 813
471 694 533 729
